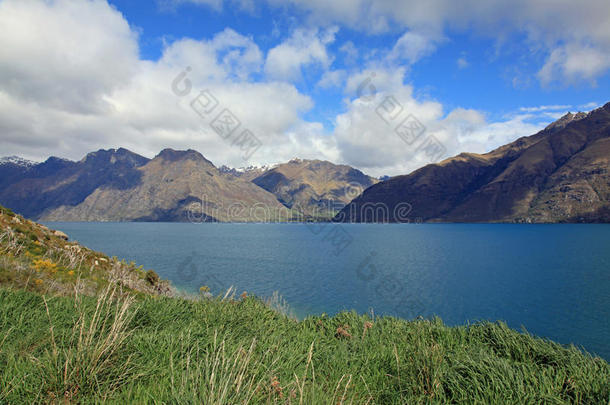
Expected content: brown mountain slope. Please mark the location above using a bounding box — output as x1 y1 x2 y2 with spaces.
39 149 292 222
335 103 610 223
252 158 379 218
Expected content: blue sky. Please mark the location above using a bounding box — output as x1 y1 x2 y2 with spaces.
1 0 609 176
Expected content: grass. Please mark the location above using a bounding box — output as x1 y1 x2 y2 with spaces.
0 287 608 404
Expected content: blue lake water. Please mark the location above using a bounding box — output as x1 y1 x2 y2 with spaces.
46 222 610 360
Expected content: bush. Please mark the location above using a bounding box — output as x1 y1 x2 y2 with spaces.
145 270 159 286
1 206 15 217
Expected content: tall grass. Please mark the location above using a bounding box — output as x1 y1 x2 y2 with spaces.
0 287 608 404
36 286 136 401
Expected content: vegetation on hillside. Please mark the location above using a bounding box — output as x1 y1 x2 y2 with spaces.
0 205 171 297
0 205 608 403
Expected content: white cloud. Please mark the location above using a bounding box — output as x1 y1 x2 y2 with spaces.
388 31 439 65
264 27 338 81
538 43 610 86
209 28 263 80
317 70 346 89
579 101 600 110
339 41 359 65
519 105 572 112
0 0 139 114
331 66 571 177
0 0 604 179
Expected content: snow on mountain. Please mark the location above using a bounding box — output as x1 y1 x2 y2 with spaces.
0 156 37 168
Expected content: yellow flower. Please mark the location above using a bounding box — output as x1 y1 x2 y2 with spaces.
32 259 57 272
34 278 43 285
67 270 75 276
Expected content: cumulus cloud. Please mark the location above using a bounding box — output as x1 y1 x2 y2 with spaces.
264 27 338 81
333 66 564 177
538 43 610 86
339 41 359 65
0 0 139 114
317 70 346 89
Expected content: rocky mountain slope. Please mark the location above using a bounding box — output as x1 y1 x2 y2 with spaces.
0 148 150 219
252 159 378 217
336 103 610 223
0 148 294 222
37 149 294 222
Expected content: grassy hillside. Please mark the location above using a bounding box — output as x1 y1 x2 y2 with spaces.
0 206 608 403
1 288 609 404
0 205 172 297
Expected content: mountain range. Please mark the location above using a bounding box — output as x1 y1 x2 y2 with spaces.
0 149 376 222
336 102 610 223
1 102 609 223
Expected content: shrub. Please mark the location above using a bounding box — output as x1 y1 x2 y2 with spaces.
145 270 159 286
1 207 15 217
32 259 58 273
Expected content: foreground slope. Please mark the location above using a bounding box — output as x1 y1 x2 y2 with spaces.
1 288 608 403
336 103 610 223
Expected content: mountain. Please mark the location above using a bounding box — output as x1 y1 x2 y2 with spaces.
335 103 610 223
0 148 149 219
252 158 379 218
36 149 291 222
0 156 38 191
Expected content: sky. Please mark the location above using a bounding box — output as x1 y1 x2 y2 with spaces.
0 0 609 177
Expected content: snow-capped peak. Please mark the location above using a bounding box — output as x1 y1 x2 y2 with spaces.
219 163 279 174
0 156 37 168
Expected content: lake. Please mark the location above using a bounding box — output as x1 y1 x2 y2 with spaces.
46 222 610 360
